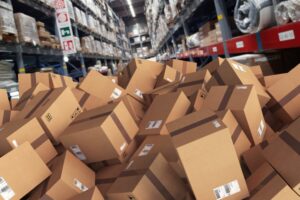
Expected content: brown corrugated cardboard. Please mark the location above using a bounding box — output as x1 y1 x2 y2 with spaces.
156 65 182 87
262 117 300 195
166 59 197 75
200 57 224 75
96 164 127 197
267 64 300 124
106 154 187 200
208 59 271 106
0 117 57 163
49 72 66 88
18 72 51 96
177 70 211 97
14 83 49 111
263 73 286 88
166 108 249 200
250 65 264 84
203 85 266 145
33 151 95 200
63 76 78 89
119 94 145 124
79 70 125 103
16 88 82 144
69 187 104 200
262 107 283 131
0 89 10 110
0 142 51 200
10 99 19 110
72 88 106 111
246 162 299 200
242 144 266 174
139 91 190 137
216 110 251 158
188 89 207 112
59 101 138 164
0 109 19 127
107 76 118 85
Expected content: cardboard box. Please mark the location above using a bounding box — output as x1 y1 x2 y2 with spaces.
188 89 207 112
246 162 299 200
0 109 19 127
267 64 300 124
106 154 187 200
119 94 145 124
14 83 49 110
203 85 266 145
155 65 182 87
72 88 106 111
96 164 127 197
16 88 82 144
263 73 286 88
208 59 271 107
166 59 197 75
177 69 211 97
0 89 10 110
69 187 104 200
33 151 95 200
63 75 77 88
0 117 57 163
216 109 251 158
262 117 300 195
242 144 266 174
18 72 51 96
0 142 51 200
139 91 190 137
200 57 224 75
79 70 125 103
59 101 138 164
107 76 118 85
166 108 249 200
262 107 284 131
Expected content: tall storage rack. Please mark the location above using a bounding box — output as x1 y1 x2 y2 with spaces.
0 0 131 79
146 0 300 66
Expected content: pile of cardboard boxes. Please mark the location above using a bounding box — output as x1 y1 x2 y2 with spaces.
0 57 299 199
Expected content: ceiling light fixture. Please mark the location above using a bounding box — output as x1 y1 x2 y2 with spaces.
126 0 136 17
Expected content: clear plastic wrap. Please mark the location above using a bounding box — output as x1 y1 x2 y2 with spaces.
14 13 40 45
288 0 300 22
0 2 17 35
275 1 290 25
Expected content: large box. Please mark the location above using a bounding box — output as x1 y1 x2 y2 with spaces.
16 88 82 144
0 117 57 163
0 89 10 110
59 101 138 164
267 64 300 124
188 89 207 112
166 59 197 75
166 109 249 200
18 73 50 96
263 73 286 88
208 59 271 107
155 65 182 87
0 142 51 200
79 70 125 103
70 187 104 200
246 162 299 200
138 91 190 137
119 94 145 124
72 88 106 111
177 69 211 97
262 117 300 195
106 154 187 200
203 85 266 145
200 57 224 75
216 109 251 158
31 151 95 200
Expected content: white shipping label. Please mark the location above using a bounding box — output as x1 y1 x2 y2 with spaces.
236 41 244 48
236 86 248 90
213 180 241 200
232 63 246 72
120 142 127 152
278 30 295 42
212 120 221 128
74 179 88 192
146 120 163 129
257 120 265 137
112 79 116 83
212 47 218 52
0 177 15 200
138 144 154 157
166 78 173 82
134 89 144 99
70 145 87 161
110 88 122 100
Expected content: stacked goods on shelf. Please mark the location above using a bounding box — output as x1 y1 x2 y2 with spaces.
275 0 300 25
0 1 18 42
1 57 300 199
0 61 18 98
36 21 61 49
14 13 40 46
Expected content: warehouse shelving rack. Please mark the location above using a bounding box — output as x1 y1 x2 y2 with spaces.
150 0 300 64
0 0 131 79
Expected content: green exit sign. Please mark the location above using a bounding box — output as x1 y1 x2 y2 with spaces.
60 27 71 37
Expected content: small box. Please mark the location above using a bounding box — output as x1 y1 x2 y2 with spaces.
155 65 182 87
166 59 197 75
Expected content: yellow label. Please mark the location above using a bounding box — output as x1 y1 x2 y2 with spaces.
217 14 223 21
19 68 25 73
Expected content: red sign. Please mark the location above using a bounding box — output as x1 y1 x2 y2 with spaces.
56 12 69 23
63 40 75 51
55 0 66 10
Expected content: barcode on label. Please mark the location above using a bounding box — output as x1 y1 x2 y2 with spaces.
0 177 15 200
146 120 163 129
138 144 154 156
257 120 265 137
74 179 88 192
70 145 87 161
278 30 295 42
134 89 144 99
236 41 244 48
212 120 221 128
213 180 240 200
110 88 122 100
